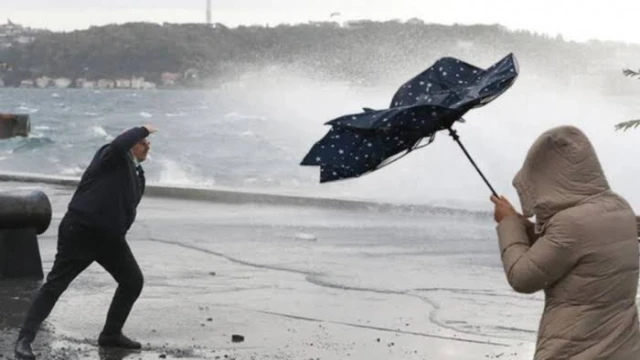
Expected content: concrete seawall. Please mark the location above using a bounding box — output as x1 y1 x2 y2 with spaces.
0 171 490 218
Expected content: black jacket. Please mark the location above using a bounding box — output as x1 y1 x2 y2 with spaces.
67 127 149 237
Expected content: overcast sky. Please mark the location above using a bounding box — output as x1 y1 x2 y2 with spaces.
2 0 639 44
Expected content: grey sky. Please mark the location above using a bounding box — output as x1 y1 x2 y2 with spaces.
2 0 640 44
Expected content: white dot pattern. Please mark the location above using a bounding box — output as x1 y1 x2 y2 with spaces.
301 53 519 183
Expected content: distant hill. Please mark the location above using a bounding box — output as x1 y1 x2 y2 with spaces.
0 20 638 92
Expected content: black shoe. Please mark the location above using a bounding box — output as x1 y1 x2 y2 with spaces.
98 333 142 350
14 337 36 359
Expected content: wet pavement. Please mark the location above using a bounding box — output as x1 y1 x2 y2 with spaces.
0 181 537 359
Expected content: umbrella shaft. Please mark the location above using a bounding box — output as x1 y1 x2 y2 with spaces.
448 128 499 197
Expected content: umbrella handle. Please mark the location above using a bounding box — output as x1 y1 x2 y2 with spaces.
447 127 499 198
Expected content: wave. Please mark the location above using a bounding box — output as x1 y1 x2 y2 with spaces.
165 112 187 117
90 125 112 140
223 111 267 121
155 158 216 188
16 105 39 113
5 137 55 153
59 166 85 176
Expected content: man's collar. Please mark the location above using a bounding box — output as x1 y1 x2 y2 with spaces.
129 151 140 167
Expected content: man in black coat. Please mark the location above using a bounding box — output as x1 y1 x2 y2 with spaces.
15 125 156 359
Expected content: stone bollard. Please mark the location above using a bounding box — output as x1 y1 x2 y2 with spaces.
0 190 52 279
0 113 30 139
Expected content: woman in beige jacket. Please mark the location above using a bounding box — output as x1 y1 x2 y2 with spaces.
491 125 640 359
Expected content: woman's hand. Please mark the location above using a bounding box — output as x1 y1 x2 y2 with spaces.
490 195 519 223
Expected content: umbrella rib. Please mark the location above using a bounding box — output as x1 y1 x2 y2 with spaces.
375 151 411 170
373 132 434 171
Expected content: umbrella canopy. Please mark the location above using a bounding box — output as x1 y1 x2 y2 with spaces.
301 53 519 190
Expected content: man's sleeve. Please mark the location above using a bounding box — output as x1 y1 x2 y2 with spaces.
98 127 150 165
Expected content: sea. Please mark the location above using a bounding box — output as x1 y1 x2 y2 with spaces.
1 71 640 359
1 71 639 211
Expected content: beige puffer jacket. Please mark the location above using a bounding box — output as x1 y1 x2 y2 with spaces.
496 125 640 359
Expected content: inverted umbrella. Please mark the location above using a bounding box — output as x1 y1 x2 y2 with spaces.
300 53 519 197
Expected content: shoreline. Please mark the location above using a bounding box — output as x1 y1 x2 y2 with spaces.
0 179 535 360
0 171 492 217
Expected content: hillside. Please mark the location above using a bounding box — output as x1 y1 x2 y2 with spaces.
0 20 638 91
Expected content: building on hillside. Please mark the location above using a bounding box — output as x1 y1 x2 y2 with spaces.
35 76 50 88
76 78 99 89
131 76 145 89
115 78 132 88
0 20 39 48
141 81 156 90
97 79 115 88
53 78 71 88
20 79 34 88
15 35 34 44
161 72 182 86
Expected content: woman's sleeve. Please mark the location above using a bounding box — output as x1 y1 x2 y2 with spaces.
496 215 577 294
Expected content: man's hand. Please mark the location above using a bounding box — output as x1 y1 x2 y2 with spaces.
143 124 157 134
490 195 519 223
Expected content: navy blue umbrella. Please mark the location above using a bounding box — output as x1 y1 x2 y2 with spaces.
300 53 519 197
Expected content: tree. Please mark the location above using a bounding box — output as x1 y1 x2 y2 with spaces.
615 68 640 131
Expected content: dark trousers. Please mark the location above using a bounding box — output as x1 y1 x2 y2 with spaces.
18 214 144 342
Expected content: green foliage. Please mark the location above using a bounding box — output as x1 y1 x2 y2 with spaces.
615 68 640 131
615 119 640 132
623 68 640 78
